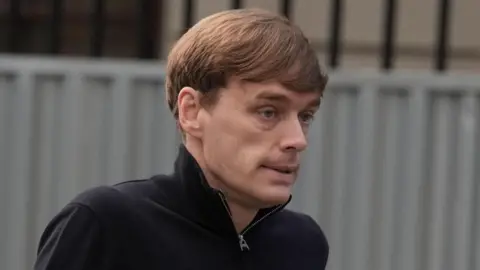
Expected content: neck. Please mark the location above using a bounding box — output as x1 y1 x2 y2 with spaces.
227 200 258 233
184 139 259 233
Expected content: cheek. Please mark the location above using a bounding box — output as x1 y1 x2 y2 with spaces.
202 115 265 176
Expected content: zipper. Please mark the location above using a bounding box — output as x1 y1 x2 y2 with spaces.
238 234 250 251
217 192 285 252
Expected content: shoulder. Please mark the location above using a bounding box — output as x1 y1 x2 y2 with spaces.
35 175 177 268
268 209 329 267
34 203 105 268
67 177 163 218
266 209 330 268
39 203 101 244
269 209 329 256
67 174 178 219
277 209 328 242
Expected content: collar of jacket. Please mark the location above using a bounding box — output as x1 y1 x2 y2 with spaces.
170 143 292 238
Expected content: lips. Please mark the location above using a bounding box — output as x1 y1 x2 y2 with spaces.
261 165 298 174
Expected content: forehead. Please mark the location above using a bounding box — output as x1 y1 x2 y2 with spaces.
222 79 322 107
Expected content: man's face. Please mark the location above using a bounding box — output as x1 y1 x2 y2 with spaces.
195 79 321 208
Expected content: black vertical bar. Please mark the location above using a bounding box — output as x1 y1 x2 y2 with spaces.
328 0 343 68
281 0 292 19
435 0 451 72
90 0 106 57
231 0 242 9
183 0 194 33
381 0 397 70
137 0 159 59
50 0 64 54
8 0 22 53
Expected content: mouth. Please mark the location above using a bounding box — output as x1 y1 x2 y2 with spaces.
261 165 298 175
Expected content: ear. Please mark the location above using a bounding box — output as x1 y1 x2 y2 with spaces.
177 87 203 138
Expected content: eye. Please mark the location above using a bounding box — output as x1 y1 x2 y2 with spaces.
257 107 277 120
299 112 315 125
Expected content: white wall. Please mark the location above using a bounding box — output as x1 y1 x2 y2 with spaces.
161 0 480 71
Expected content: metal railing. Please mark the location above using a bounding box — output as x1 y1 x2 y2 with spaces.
2 0 455 71
3 0 160 58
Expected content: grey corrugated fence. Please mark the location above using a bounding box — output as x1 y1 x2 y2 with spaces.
0 55 479 270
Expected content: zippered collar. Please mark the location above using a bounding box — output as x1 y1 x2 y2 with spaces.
172 144 291 249
217 188 291 251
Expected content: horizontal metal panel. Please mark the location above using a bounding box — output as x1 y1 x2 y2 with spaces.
0 56 479 270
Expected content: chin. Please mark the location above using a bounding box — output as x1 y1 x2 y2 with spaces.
254 186 292 207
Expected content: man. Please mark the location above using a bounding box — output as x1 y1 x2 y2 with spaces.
34 8 329 270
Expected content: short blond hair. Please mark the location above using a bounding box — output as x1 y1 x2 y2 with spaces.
166 8 328 119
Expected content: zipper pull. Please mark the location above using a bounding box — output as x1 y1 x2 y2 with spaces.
238 234 250 251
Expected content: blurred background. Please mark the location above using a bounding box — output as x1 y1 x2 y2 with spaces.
0 0 479 270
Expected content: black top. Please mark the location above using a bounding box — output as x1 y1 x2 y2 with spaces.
34 144 329 270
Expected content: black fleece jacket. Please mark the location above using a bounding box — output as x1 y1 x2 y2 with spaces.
34 144 329 270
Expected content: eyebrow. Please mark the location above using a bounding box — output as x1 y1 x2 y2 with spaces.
254 92 321 107
255 92 289 102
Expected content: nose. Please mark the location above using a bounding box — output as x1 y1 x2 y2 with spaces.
279 118 308 152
